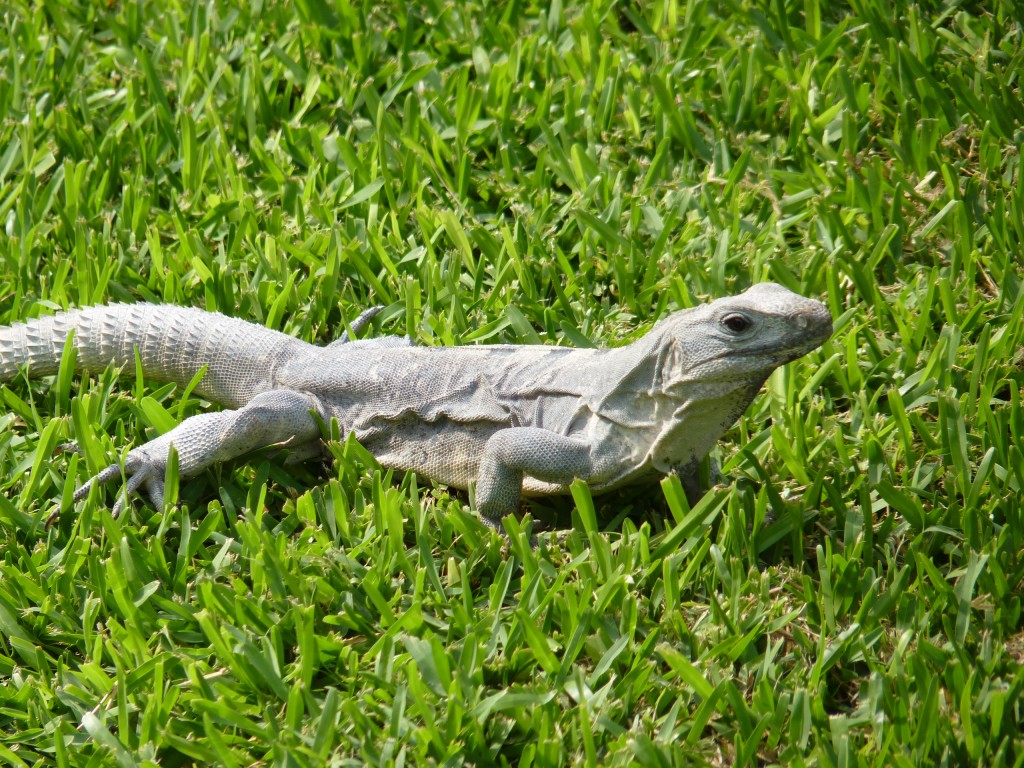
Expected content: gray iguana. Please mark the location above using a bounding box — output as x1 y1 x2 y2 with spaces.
0 283 832 530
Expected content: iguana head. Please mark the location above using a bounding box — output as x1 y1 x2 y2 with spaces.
625 282 833 473
589 283 831 478
657 282 833 387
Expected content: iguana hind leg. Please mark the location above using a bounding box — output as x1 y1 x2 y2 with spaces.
333 305 385 344
475 427 593 531
73 390 322 516
328 306 413 348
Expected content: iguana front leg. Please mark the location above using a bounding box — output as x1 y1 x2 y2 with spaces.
475 427 593 531
74 390 322 516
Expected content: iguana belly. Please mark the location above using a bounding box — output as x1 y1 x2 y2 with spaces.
358 415 498 490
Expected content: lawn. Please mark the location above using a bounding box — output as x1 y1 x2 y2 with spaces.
1 0 1022 765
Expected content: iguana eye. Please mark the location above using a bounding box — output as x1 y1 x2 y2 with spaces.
722 313 753 334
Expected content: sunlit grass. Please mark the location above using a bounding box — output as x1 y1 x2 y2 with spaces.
1 0 1022 765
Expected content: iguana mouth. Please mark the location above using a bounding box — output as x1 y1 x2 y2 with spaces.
693 336 828 369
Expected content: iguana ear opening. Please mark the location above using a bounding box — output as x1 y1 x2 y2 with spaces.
651 332 683 393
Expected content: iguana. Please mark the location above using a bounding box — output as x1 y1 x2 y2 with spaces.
0 283 832 530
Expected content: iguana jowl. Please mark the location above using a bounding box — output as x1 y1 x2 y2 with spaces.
0 283 832 529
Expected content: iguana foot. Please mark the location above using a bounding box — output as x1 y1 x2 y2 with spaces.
45 443 161 521
479 513 504 533
678 458 722 506
72 451 166 518
478 512 540 549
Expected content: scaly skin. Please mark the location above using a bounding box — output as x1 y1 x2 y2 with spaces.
0 284 833 529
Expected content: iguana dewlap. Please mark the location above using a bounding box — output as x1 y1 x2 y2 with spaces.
0 283 832 529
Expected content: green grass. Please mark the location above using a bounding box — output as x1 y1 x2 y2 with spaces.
1 0 1023 764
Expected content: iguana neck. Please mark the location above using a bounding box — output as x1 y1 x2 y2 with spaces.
593 324 768 470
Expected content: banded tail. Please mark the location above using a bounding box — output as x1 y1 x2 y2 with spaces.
0 304 310 408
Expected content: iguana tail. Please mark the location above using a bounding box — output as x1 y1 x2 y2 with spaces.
0 304 308 407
